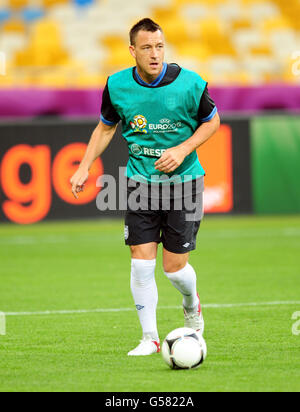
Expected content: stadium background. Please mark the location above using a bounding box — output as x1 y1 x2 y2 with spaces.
0 0 300 222
0 0 300 393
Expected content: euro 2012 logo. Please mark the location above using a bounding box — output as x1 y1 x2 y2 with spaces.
130 115 148 134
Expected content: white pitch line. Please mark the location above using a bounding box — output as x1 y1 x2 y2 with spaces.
0 227 299 246
3 301 300 317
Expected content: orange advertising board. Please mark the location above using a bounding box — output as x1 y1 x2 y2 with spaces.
197 124 233 213
0 143 103 224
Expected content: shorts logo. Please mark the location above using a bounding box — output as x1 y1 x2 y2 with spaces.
183 243 190 248
136 305 145 311
124 225 129 240
130 115 148 134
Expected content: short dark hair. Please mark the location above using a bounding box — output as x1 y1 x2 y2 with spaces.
130 18 163 46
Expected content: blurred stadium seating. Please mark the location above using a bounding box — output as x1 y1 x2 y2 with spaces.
0 0 299 87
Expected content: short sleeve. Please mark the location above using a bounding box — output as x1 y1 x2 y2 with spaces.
100 79 121 125
198 86 218 124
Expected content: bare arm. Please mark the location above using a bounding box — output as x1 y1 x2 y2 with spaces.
70 120 118 199
155 113 220 174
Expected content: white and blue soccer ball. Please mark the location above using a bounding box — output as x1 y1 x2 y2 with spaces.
162 327 207 370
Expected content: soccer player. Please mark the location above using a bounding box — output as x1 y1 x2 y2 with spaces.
70 18 220 356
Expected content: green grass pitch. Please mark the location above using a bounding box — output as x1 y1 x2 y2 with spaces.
0 215 300 392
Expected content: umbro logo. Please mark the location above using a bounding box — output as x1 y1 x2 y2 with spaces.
183 243 190 248
124 225 129 240
136 305 145 311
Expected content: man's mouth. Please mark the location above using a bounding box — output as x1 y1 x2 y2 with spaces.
150 63 159 68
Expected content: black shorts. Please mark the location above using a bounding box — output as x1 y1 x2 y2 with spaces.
124 178 204 254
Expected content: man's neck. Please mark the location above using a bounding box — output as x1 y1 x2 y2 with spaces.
136 64 165 85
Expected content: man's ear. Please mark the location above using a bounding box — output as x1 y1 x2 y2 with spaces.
129 45 136 59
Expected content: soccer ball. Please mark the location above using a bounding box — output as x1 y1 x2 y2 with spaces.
162 327 207 370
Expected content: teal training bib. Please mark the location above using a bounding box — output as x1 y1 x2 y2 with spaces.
108 67 207 183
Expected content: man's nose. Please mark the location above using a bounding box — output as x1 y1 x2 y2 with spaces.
150 48 158 58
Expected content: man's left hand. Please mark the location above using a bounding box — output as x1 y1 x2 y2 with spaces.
155 146 188 174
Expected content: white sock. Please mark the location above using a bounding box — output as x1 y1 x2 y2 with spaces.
164 263 200 310
131 259 159 341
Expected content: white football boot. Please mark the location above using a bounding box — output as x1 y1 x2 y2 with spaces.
128 335 160 356
183 293 205 335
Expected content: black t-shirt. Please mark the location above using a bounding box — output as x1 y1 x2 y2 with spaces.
101 64 217 126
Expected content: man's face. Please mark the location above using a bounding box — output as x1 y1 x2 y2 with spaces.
129 30 165 79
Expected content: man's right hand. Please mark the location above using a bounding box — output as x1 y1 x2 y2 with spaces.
70 167 89 199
